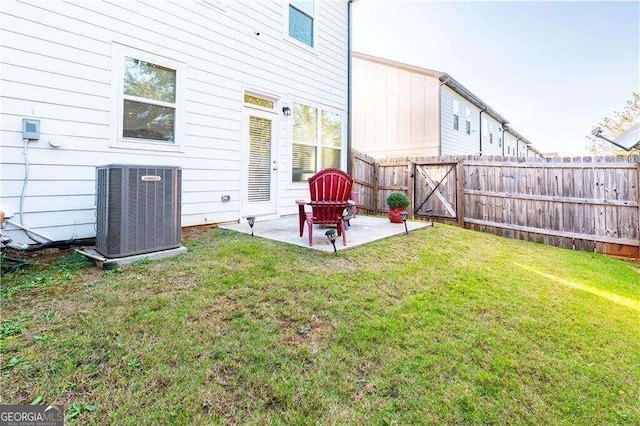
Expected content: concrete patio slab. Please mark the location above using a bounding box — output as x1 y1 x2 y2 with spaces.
219 215 432 252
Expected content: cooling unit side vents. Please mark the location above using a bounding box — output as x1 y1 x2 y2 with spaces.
95 164 181 258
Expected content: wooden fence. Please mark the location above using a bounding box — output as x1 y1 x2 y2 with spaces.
351 150 640 258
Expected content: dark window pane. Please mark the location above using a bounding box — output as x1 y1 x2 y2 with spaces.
466 121 471 135
124 57 176 103
289 5 313 47
321 147 340 169
123 100 175 142
453 115 459 130
292 144 316 182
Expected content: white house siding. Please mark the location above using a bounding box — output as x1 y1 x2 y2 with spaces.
504 131 516 157
440 85 481 156
352 56 440 158
518 140 529 157
481 114 504 156
0 0 348 243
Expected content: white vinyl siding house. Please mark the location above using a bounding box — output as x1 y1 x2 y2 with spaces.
440 86 481 156
482 115 504 156
353 53 539 160
0 0 349 243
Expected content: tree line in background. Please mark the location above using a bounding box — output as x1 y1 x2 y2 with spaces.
586 92 639 155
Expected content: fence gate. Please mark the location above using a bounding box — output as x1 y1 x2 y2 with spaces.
414 162 459 221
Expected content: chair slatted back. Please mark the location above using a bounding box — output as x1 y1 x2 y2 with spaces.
308 168 353 203
307 168 353 224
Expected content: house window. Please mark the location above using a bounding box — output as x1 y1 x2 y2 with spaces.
453 99 459 131
111 45 184 151
465 107 471 135
507 145 511 155
499 137 502 147
289 1 314 47
123 57 176 142
244 93 275 110
489 122 494 144
292 102 342 182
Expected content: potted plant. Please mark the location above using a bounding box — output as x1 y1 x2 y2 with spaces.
386 191 409 223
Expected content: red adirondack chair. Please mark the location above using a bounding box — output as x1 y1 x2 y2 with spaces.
296 168 354 247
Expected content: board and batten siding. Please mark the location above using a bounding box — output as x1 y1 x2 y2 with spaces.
352 56 440 158
440 85 481 156
1 0 348 243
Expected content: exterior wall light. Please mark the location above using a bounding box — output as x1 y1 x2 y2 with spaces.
282 106 292 117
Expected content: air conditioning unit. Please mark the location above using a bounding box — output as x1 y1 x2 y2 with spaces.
95 165 182 258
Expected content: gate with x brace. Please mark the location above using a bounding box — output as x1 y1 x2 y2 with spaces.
413 162 460 222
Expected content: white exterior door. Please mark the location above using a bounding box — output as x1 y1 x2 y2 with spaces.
243 107 278 217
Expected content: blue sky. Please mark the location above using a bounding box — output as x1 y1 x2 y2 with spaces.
352 1 639 156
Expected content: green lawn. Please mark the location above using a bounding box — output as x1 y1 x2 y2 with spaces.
1 224 639 424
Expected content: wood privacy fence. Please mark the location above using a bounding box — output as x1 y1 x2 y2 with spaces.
351 150 640 258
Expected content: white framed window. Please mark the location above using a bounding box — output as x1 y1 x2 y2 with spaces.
291 102 343 182
489 122 494 144
465 107 471 135
287 1 315 49
110 44 184 152
244 92 277 112
453 99 459 131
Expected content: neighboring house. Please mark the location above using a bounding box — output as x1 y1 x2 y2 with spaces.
1 1 352 243
352 52 541 159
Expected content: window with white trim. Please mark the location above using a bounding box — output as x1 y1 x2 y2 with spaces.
453 99 459 131
112 45 183 151
489 122 494 144
465 107 471 135
289 1 315 47
292 102 342 182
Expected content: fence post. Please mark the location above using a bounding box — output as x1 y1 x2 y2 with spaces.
373 162 379 214
408 161 415 219
456 160 465 227
637 162 640 253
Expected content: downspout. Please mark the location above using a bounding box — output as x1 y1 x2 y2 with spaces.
438 76 449 156
478 109 487 156
346 0 353 174
501 124 508 156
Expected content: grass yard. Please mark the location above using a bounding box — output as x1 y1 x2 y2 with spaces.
1 224 639 424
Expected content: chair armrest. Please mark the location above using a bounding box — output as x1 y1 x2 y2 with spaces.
296 199 308 206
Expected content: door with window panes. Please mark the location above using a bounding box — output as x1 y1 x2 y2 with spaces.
243 94 278 216
291 102 342 183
